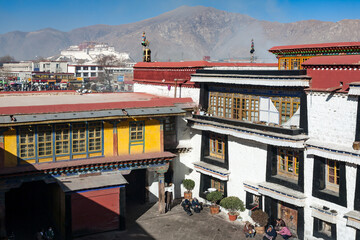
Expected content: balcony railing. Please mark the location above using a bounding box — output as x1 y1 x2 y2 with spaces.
191 114 304 136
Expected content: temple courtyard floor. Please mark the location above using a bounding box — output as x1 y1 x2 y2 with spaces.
75 200 266 240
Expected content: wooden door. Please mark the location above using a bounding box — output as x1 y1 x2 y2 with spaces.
278 202 298 235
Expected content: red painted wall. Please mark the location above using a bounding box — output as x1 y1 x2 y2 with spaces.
71 187 120 236
133 68 199 87
307 68 360 90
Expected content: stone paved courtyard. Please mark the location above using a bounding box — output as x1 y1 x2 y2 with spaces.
75 201 264 240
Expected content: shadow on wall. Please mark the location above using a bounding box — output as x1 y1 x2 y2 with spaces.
172 157 194 199
0 149 156 240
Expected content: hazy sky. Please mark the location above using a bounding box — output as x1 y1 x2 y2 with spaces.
0 0 359 34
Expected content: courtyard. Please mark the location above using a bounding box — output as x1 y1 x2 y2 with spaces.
75 200 264 240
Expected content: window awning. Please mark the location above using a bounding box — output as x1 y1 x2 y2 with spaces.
243 181 260 196
54 171 128 193
193 161 230 181
258 182 306 207
345 211 360 230
311 205 338 224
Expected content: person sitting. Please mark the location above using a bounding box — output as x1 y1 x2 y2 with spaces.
277 226 292 240
243 221 256 238
191 198 202 213
181 198 193 216
275 218 286 231
45 226 55 240
263 225 277 240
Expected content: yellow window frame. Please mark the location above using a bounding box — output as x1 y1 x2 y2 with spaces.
277 148 299 179
130 121 144 141
326 159 340 192
208 92 259 122
37 125 53 157
271 97 300 124
88 122 102 152
209 134 225 160
72 123 86 153
211 178 225 194
19 126 35 158
55 124 70 155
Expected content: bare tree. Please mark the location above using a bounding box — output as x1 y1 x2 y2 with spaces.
0 55 16 63
96 70 113 92
94 55 119 92
96 55 117 66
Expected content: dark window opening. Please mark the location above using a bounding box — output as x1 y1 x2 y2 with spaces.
199 174 227 199
313 218 336 240
246 192 262 210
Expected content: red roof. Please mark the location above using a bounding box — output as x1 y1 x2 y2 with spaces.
269 42 360 52
207 62 277 67
134 61 210 68
0 92 193 115
134 61 277 68
302 55 360 66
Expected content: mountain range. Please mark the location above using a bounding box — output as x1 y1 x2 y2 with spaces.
1 6 360 62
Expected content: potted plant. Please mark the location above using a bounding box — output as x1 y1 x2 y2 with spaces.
206 191 223 214
251 209 269 234
219 196 245 221
182 179 195 199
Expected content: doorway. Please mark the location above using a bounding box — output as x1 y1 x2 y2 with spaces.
278 201 298 235
5 180 60 239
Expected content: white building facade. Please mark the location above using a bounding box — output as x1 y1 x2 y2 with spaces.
133 57 360 239
184 65 360 240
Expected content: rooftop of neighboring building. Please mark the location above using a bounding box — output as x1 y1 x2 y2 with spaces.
134 61 277 68
301 55 360 91
302 55 360 67
269 42 360 52
0 92 194 116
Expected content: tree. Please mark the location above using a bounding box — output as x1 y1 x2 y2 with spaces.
96 54 117 66
0 55 15 63
96 70 113 92
94 55 119 92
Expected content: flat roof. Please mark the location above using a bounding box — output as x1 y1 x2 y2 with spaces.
134 61 277 68
0 92 193 116
302 55 360 66
269 42 360 52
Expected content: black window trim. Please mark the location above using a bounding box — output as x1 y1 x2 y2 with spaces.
312 155 347 207
266 145 304 192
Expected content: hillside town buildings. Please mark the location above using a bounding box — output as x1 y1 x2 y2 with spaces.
55 42 131 64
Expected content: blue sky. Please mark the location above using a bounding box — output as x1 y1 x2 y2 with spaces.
0 0 359 34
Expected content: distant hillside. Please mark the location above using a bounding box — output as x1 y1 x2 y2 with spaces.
1 6 360 62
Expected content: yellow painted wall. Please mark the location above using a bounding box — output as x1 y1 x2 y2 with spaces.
2 118 163 167
144 119 161 153
38 157 53 163
117 118 161 155
4 129 17 167
72 154 86 159
130 144 144 154
117 120 130 155
103 122 113 157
